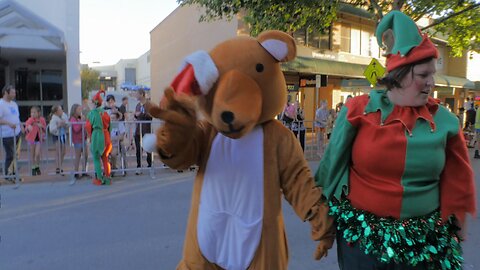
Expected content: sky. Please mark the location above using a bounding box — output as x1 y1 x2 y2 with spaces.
80 0 179 66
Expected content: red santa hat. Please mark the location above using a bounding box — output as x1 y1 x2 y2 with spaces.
169 51 219 97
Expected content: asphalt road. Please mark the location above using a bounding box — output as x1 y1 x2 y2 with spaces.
0 154 478 270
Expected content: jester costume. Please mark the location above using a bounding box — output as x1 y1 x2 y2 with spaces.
86 90 112 185
315 11 476 269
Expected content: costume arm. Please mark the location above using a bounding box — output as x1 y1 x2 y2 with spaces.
315 105 357 201
278 128 335 259
440 129 476 226
147 88 206 170
85 119 92 138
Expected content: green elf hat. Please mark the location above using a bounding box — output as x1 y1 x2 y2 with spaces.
376 10 438 72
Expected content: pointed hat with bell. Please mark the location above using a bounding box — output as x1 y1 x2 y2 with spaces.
92 89 106 106
376 10 438 72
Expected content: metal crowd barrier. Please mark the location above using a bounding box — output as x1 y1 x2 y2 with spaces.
281 119 329 161
0 119 167 188
1 118 329 188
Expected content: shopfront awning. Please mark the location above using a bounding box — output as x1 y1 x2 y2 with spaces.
283 56 477 89
281 56 367 78
433 74 476 89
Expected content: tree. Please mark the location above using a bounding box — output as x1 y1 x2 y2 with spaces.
81 67 100 99
177 0 480 56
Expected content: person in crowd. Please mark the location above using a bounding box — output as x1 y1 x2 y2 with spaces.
315 11 476 270
475 104 480 159
86 90 112 185
463 97 473 112
134 89 152 175
465 103 476 129
281 96 296 130
457 107 465 128
119 96 128 118
25 106 46 176
314 100 329 158
48 104 69 175
335 102 344 113
109 111 125 176
325 108 337 142
70 104 89 179
0 85 23 181
104 94 122 119
291 101 306 151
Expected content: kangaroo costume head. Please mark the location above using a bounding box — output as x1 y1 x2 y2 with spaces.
145 30 296 147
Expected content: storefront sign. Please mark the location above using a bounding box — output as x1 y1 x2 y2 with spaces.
287 84 299 91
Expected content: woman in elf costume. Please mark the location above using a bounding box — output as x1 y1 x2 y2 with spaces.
315 11 476 270
86 90 112 185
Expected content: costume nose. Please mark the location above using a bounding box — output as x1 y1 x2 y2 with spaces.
221 111 235 124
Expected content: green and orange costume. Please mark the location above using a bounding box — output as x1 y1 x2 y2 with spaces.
316 11 476 269
86 90 112 185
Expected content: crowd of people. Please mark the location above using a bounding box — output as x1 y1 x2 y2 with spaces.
0 85 156 183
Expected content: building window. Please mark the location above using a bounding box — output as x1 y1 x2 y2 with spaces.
306 27 331 50
125 68 136 85
340 23 379 57
41 70 63 100
340 23 351 53
350 26 361 55
293 28 306 46
293 26 332 50
15 70 40 101
15 69 63 121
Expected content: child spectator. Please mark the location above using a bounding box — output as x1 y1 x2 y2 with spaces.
25 106 46 175
109 112 125 176
70 104 88 179
49 105 69 175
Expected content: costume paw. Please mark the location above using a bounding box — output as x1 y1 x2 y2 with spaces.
313 239 332 260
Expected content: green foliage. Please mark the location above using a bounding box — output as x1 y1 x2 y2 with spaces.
81 67 100 99
177 0 480 56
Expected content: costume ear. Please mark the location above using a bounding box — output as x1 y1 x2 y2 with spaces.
257 30 296 62
382 29 395 55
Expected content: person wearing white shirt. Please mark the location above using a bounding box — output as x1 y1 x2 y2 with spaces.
109 112 125 176
48 105 69 175
0 85 23 178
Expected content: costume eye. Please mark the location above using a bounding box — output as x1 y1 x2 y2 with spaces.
256 63 264 72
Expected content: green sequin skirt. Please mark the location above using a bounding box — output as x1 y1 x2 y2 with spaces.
329 199 463 270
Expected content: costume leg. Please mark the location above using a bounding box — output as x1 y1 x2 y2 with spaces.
102 143 112 179
92 152 102 178
336 233 381 270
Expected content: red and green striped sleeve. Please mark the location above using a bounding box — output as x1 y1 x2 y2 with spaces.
314 98 361 200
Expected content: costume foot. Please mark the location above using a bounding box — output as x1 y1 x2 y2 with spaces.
103 178 112 185
92 178 103 185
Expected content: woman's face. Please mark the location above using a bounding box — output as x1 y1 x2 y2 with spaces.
56 106 64 116
31 109 39 118
396 59 436 107
76 106 82 116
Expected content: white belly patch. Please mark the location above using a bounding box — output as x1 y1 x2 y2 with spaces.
197 126 264 270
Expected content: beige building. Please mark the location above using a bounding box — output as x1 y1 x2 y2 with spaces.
150 4 478 124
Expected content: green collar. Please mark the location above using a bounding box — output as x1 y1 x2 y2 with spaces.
364 89 439 135
364 90 394 124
